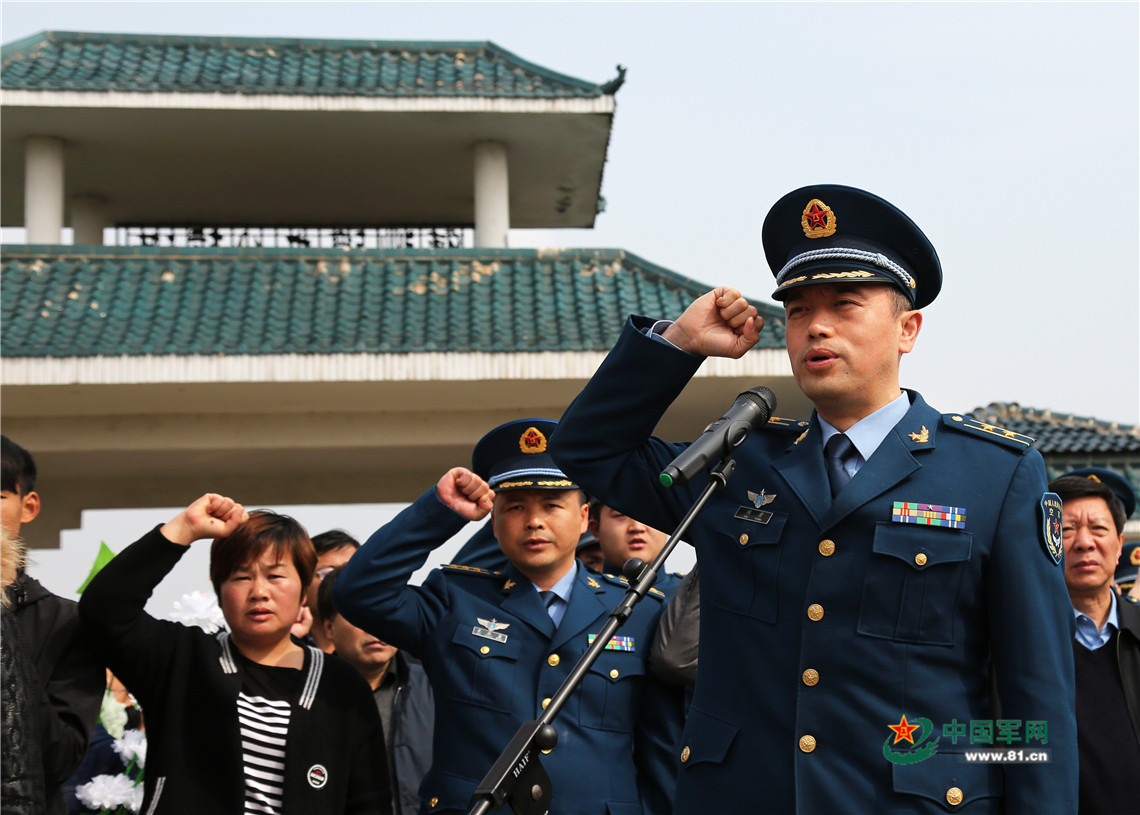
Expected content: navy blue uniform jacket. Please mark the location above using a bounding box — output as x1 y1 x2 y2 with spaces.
549 318 1078 814
334 489 681 815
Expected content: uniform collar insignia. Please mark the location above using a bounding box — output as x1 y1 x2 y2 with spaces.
586 576 601 588
794 428 809 445
907 426 930 443
502 579 516 591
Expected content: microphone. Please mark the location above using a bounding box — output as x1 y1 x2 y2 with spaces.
659 386 777 487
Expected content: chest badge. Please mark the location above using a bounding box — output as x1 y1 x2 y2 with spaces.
474 618 511 643
588 634 636 652
891 502 966 529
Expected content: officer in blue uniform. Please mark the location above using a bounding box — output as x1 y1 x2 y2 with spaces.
550 185 1078 813
334 419 679 815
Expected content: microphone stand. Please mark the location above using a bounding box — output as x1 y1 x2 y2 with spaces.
466 456 737 815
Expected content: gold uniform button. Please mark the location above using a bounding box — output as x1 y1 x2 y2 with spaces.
914 552 928 566
542 747 553 755
542 697 551 709
739 533 749 545
680 746 691 763
799 735 816 753
610 669 620 679
548 654 560 667
802 668 819 686
818 539 835 557
429 798 439 808
946 787 963 806
807 604 824 621
479 646 490 655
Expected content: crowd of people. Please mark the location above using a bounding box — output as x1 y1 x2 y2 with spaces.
3 184 1138 815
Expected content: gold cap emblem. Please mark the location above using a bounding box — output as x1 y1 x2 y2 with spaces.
519 426 548 454
801 198 837 239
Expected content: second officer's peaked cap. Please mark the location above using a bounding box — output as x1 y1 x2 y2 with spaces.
471 419 578 491
764 184 942 309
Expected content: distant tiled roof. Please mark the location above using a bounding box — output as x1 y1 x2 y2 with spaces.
0 246 785 357
969 403 1140 455
970 402 1140 519
0 31 622 98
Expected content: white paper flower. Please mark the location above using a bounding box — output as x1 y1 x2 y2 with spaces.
75 773 139 811
99 690 129 740
167 590 225 633
112 729 147 770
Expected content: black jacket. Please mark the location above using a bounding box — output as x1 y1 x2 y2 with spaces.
2 604 47 815
1118 594 1140 745
79 526 390 815
384 652 433 815
7 571 104 815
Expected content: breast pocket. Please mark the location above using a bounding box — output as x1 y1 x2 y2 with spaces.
704 512 787 622
578 652 646 732
444 623 522 713
858 522 973 646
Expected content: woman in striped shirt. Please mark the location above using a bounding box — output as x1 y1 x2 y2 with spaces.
80 493 390 815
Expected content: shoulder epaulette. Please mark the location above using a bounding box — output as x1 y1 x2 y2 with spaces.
1122 594 1139 606
599 572 666 600
441 563 502 578
941 414 1036 450
762 416 810 431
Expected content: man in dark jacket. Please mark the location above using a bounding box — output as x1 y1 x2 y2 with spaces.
320 566 433 815
1050 469 1140 814
1 435 104 815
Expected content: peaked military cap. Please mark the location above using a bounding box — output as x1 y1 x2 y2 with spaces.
472 419 578 491
764 184 942 309
1060 466 1136 519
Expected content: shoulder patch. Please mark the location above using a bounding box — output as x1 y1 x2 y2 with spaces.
941 414 1036 450
1039 493 1064 566
762 416 810 431
441 563 502 578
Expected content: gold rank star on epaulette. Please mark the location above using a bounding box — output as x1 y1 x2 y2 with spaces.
441 563 502 578
942 415 1036 449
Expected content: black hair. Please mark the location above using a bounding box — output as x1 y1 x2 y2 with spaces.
1048 475 1127 536
311 529 360 556
1 436 37 495
317 564 346 624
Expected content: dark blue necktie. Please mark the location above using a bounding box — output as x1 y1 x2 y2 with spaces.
539 591 559 625
825 433 856 498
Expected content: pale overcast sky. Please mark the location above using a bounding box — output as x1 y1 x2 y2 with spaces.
4 2 1138 601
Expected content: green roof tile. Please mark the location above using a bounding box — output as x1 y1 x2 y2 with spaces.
1 31 619 98
1 246 785 358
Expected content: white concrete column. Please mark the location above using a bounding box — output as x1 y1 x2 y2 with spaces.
473 140 509 248
71 196 109 245
25 136 65 244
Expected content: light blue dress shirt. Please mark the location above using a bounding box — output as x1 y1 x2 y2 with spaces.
1072 590 1118 651
533 560 577 627
819 390 911 478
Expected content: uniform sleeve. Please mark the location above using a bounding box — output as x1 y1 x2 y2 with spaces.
549 317 706 535
333 488 470 655
985 450 1078 812
451 520 506 572
648 564 700 687
77 526 198 703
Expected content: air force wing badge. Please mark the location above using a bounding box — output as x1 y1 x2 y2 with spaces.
747 489 777 508
1040 492 1064 566
473 618 510 643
